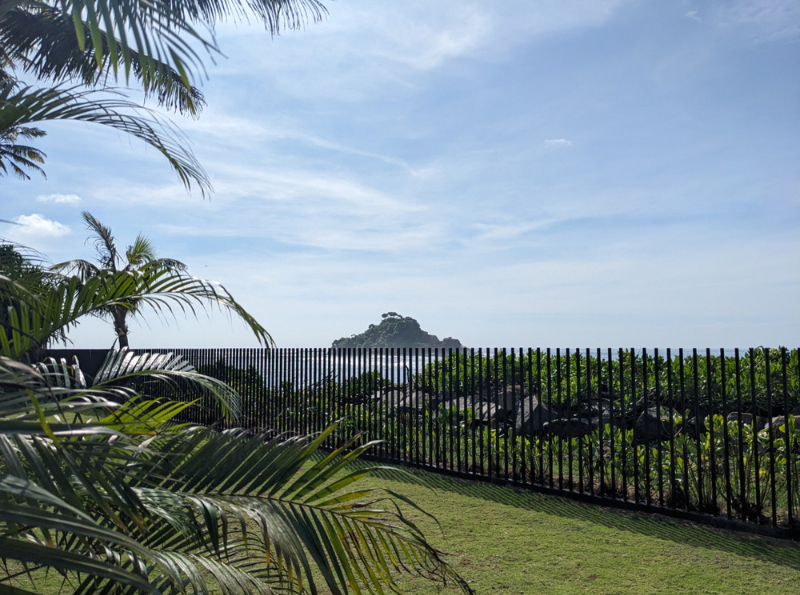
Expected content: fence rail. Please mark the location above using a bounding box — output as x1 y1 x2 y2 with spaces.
49 346 800 538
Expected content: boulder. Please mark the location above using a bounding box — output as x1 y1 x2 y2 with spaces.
472 401 495 425
590 413 625 432
634 389 658 413
501 385 527 408
634 408 672 443
436 395 471 419
726 411 757 426
543 418 593 439
472 402 516 426
592 397 616 414
762 415 796 437
514 397 556 436
380 389 427 414
686 407 713 435
472 386 518 422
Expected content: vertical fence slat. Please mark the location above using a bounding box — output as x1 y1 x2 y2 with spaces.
706 348 717 513
667 348 676 510
655 348 663 507
471 348 477 475
721 348 732 519
643 348 651 507
692 349 702 511
781 347 793 527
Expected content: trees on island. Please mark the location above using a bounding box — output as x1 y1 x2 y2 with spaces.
333 312 464 349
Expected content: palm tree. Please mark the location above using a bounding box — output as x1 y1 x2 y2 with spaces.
0 0 328 191
0 273 473 594
1 244 271 362
47 211 268 350
0 354 472 594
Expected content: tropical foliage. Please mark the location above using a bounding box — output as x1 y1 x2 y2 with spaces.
0 245 472 594
0 353 472 594
49 211 264 349
0 243 271 360
0 0 327 189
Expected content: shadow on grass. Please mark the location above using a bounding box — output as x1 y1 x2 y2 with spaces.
345 457 800 570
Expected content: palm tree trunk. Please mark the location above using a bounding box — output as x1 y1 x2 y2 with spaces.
113 306 129 349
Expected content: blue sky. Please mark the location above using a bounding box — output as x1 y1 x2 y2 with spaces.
3 0 799 349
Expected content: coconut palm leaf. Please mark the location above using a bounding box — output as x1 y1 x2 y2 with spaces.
0 357 472 594
0 4 206 114
80 211 117 270
0 122 46 179
35 348 242 422
2 0 326 92
122 424 474 594
48 257 100 280
0 358 198 593
125 235 157 268
0 264 272 360
0 83 210 193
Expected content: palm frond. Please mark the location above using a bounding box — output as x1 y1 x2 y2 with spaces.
124 233 156 268
2 0 328 92
0 5 206 114
0 356 471 594
0 122 47 179
0 262 271 359
133 423 474 594
49 258 100 279
80 211 117 270
0 83 210 194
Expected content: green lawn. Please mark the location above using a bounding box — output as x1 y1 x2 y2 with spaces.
339 460 800 595
8 458 799 594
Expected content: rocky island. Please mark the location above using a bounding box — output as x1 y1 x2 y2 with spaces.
332 312 463 349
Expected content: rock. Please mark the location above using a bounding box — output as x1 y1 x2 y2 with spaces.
436 396 471 419
590 414 625 432
380 389 427 414
686 407 713 435
634 389 658 413
472 386 518 422
472 402 501 425
595 397 616 414
726 412 756 426
763 415 796 437
543 418 593 439
634 408 672 442
502 385 527 407
514 397 556 436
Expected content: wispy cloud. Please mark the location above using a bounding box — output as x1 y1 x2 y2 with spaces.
175 168 437 252
684 10 702 22
212 0 636 104
712 0 800 41
10 214 70 237
544 138 573 147
36 193 82 204
182 113 420 174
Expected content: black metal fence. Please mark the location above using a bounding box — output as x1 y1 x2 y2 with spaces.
51 346 800 538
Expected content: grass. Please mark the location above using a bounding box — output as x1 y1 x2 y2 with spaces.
326 458 800 595
7 454 799 594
